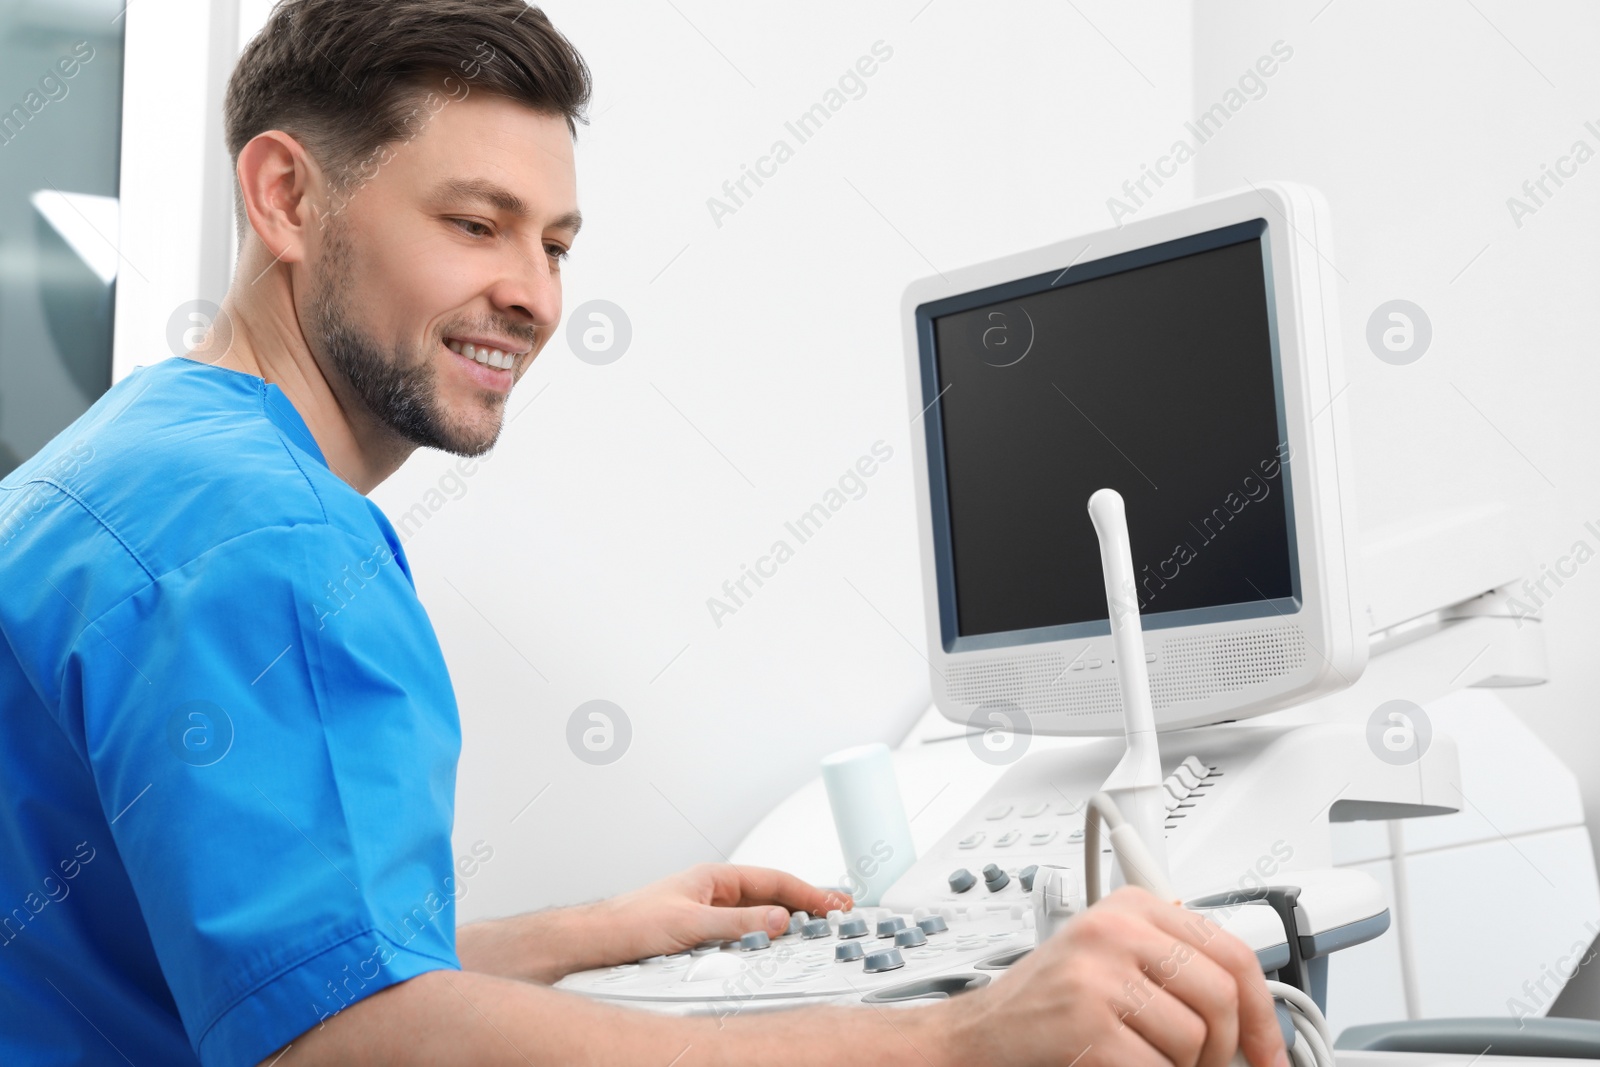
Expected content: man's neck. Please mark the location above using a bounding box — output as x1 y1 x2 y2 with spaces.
195 291 414 496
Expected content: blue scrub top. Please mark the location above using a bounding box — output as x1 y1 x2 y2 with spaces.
0 358 463 1065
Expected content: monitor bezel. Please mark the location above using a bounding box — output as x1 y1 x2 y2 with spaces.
914 218 1303 654
901 182 1366 736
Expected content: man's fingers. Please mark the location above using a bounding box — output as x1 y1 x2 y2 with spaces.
1132 937 1242 1067
1080 898 1237 1067
693 903 790 944
700 864 851 916
1089 1026 1187 1067
1112 891 1286 1067
1114 985 1209 1067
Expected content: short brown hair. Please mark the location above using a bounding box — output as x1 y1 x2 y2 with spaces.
224 0 591 235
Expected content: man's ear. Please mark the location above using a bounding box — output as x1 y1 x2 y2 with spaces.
235 130 323 266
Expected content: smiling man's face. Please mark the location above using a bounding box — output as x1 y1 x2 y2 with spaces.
301 90 581 457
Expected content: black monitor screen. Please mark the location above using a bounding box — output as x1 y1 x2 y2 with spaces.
925 224 1298 646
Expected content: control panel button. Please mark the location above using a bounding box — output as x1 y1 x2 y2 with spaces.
801 919 832 939
995 831 1022 847
917 916 949 935
957 831 985 850
948 868 977 894
1020 802 1050 818
837 917 869 939
876 917 907 938
982 864 1010 892
1029 830 1057 846
863 948 906 974
1182 756 1210 779
894 927 929 948
738 932 771 951
785 911 809 936
835 941 866 962
985 804 1013 821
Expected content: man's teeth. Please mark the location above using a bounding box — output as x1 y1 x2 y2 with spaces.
445 339 517 370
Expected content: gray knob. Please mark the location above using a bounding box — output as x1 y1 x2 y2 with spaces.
916 916 949 935
982 863 1004 881
876 917 907 938
1019 865 1040 893
785 911 809 936
863 948 906 974
801 919 832 939
837 917 869 939
984 866 1010 892
948 868 976 894
835 941 866 962
738 931 771 951
894 927 928 948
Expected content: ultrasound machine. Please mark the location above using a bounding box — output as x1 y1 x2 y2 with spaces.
557 184 1600 1063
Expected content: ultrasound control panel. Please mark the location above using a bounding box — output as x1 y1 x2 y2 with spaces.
554 897 1292 1016
909 752 1220 914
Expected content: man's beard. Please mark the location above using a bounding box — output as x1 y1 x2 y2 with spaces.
304 222 506 458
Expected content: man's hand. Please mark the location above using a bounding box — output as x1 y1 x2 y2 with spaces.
275 883 1290 1067
457 863 850 984
599 863 852 962
935 886 1290 1067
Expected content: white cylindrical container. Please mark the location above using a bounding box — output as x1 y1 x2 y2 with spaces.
820 742 917 907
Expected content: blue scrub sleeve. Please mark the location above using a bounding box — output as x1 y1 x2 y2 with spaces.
60 523 464 1066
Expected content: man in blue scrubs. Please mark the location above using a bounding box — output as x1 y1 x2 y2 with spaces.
0 2 1288 1065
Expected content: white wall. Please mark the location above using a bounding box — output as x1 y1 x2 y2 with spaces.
1192 0 1600 1003
158 0 1600 943
347 0 1194 919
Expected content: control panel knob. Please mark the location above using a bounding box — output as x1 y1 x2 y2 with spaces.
835 941 866 962
916 916 949 935
1019 865 1039 893
738 931 771 951
983 864 1010 892
875 916 907 938
948 868 977 894
784 911 809 936
894 927 928 948
863 948 906 974
837 917 869 939
801 918 832 940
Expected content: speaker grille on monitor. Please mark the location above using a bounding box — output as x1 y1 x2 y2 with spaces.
1156 626 1309 703
945 625 1309 718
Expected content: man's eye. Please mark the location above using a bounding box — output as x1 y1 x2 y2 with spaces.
545 244 571 263
451 218 493 238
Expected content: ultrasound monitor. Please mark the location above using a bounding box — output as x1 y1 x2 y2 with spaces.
901 183 1365 736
